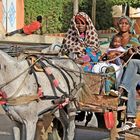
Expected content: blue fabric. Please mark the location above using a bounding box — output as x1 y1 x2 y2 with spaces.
83 63 93 72
120 59 140 117
82 47 101 72
85 47 101 62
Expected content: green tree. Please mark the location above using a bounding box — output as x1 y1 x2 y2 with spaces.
79 0 113 30
96 0 113 30
24 0 114 33
24 0 73 33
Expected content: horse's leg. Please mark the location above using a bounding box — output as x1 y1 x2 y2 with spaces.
13 126 20 140
67 115 75 140
24 117 38 140
13 102 38 140
67 102 76 140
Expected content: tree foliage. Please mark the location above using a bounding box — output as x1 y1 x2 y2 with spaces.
96 0 113 30
24 0 114 33
24 0 73 33
79 0 113 30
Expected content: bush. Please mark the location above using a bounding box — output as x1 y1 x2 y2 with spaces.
24 0 113 33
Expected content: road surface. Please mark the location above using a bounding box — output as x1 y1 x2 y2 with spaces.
0 114 110 140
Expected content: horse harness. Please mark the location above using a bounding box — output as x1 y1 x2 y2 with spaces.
0 55 83 110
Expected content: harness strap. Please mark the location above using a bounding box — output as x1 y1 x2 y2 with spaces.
7 95 39 106
49 57 78 88
39 59 68 97
38 60 57 96
26 59 43 97
44 58 71 95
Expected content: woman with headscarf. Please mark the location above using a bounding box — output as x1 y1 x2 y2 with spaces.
110 16 140 132
60 12 100 61
116 15 140 60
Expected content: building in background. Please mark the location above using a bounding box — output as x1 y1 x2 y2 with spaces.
0 0 24 33
112 5 140 34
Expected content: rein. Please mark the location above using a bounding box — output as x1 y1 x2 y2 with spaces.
27 55 83 98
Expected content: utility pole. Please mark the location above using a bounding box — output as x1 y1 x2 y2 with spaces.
72 0 79 15
92 0 96 25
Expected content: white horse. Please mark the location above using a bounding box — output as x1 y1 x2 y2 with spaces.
0 50 89 140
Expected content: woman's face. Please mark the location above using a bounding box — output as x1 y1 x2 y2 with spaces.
118 18 130 33
75 19 86 33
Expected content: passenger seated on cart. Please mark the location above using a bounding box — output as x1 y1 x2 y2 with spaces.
108 15 140 132
100 34 126 64
60 12 101 72
5 15 43 36
92 34 126 90
60 12 101 127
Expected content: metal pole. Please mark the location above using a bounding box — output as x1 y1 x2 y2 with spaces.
92 0 96 25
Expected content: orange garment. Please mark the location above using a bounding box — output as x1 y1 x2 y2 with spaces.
23 21 41 35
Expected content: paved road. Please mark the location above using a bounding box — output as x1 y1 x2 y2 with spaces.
74 126 109 140
0 114 15 140
0 114 110 140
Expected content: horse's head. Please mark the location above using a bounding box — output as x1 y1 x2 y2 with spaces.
0 50 37 98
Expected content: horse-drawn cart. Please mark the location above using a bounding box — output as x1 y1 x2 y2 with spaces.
77 73 126 140
0 41 126 140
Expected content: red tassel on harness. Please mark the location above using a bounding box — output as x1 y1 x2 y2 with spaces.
0 90 7 105
0 100 6 105
37 86 43 97
104 111 115 129
53 79 59 87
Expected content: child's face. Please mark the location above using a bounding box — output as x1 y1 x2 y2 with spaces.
113 37 122 48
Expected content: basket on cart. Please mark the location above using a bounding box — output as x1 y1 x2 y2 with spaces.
78 72 119 112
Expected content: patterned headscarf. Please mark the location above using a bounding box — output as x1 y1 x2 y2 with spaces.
75 15 87 25
61 12 99 59
118 15 132 26
118 15 134 34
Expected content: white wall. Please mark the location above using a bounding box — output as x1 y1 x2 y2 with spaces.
2 0 16 32
112 5 140 18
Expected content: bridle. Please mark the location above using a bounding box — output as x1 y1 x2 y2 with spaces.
26 55 83 98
